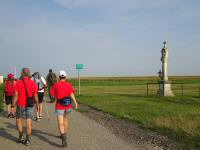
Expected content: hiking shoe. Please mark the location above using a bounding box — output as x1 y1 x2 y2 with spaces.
39 114 43 119
7 114 12 118
24 138 30 146
35 117 40 122
61 134 67 147
17 134 24 143
11 113 15 118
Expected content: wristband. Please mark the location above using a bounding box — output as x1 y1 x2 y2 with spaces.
11 105 15 108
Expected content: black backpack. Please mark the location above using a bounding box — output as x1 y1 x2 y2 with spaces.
47 72 57 85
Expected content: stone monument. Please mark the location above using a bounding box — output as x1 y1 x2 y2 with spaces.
157 41 174 96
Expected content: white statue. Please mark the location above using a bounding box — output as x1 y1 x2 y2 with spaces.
161 41 168 81
157 41 174 96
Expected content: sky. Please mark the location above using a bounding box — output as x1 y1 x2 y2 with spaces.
0 0 200 78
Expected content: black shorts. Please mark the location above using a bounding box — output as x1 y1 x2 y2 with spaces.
5 96 12 105
38 92 44 103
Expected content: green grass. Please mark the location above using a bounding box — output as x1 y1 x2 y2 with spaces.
69 76 200 148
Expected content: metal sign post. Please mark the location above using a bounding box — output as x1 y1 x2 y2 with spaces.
78 69 80 95
76 64 84 95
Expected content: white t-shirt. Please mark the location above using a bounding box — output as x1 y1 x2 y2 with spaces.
31 76 47 93
39 76 47 92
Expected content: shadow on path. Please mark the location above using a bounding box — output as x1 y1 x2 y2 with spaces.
0 110 62 148
0 127 18 143
0 111 18 143
32 129 62 147
0 111 7 117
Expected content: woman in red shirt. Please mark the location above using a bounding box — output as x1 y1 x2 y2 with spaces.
50 70 78 147
3 73 16 118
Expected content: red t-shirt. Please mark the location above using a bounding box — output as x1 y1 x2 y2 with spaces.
15 77 38 107
4 80 16 96
50 80 75 110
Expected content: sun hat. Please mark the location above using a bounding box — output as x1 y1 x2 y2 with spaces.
8 73 14 79
59 70 67 77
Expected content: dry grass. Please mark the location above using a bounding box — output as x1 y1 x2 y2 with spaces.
154 115 200 136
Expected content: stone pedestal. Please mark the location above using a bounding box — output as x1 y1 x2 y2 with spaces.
157 80 174 96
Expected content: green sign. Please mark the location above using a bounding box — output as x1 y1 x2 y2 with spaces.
76 64 84 69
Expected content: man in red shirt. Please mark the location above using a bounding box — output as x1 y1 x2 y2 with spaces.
12 68 39 146
50 70 78 147
3 73 16 118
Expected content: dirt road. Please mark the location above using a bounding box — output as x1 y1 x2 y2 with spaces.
0 102 160 150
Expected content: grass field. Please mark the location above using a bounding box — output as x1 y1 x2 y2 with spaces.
69 76 200 148
0 76 200 148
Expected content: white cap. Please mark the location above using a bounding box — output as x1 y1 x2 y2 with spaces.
59 70 67 77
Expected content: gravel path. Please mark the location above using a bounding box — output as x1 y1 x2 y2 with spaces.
0 102 160 150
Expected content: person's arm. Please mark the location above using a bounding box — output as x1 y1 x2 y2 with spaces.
34 93 39 106
12 81 18 108
33 81 39 106
11 91 18 113
34 93 40 113
70 93 79 109
12 91 18 106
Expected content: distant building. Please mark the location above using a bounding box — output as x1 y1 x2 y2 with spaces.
0 75 3 84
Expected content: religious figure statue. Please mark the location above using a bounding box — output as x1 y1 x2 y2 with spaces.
157 41 174 96
161 41 168 81
161 41 168 63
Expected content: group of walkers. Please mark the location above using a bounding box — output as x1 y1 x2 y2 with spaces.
3 68 79 147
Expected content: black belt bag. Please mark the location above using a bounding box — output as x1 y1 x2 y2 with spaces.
59 97 72 106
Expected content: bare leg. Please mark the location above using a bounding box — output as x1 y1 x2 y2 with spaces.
16 118 24 142
35 105 40 121
57 115 65 134
63 114 69 134
16 118 23 133
23 118 32 146
7 104 11 114
39 103 43 117
26 118 32 135
57 114 67 147
35 105 38 116
7 104 11 117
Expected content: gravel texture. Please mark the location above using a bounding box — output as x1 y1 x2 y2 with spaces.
78 104 193 150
